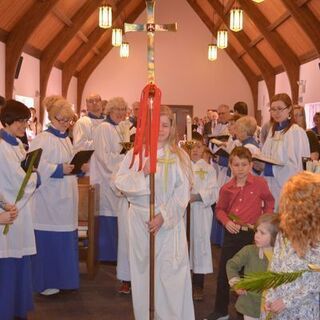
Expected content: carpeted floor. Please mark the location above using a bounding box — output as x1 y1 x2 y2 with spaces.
29 245 241 320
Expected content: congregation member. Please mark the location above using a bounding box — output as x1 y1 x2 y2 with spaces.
206 147 274 320
129 101 140 128
29 96 85 295
0 100 39 319
90 97 128 263
293 105 319 160
26 107 42 142
203 109 219 144
115 105 195 320
257 93 310 207
261 172 320 320
311 111 320 137
73 93 104 153
189 132 218 301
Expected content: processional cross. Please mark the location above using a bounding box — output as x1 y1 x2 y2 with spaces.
124 1 177 319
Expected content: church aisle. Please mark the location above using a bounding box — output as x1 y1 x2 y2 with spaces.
29 245 240 320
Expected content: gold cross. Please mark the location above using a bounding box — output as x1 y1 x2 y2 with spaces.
195 168 208 180
157 148 176 191
124 0 177 84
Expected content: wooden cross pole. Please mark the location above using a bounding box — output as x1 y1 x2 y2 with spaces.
124 2 177 319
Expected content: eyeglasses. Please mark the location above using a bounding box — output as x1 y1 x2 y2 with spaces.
269 106 289 113
55 116 71 124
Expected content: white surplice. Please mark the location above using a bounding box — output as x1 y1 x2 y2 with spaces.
261 124 310 206
190 159 218 274
0 137 37 258
90 122 125 217
72 115 104 152
29 130 78 231
115 147 195 320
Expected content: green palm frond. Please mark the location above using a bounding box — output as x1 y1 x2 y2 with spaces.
234 270 307 293
3 149 40 235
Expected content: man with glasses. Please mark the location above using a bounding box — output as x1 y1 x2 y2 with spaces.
73 93 104 153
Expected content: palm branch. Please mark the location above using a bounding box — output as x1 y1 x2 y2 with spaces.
233 267 318 293
3 149 40 235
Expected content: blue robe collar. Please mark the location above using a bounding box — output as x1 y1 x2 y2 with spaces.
0 129 19 146
87 112 104 120
105 115 118 126
242 136 259 148
275 120 289 131
46 125 68 138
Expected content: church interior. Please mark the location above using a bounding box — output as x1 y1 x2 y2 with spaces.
0 0 320 320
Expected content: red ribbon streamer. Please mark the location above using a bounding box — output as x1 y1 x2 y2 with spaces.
130 84 161 173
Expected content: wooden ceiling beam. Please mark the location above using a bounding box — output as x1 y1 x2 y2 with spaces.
210 0 275 104
186 0 259 115
61 0 129 97
238 0 300 103
212 0 236 34
40 0 101 122
52 8 73 27
5 0 59 99
281 0 320 56
77 1 147 111
296 0 311 7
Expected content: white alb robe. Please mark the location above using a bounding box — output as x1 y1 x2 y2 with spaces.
72 115 104 153
0 137 37 258
115 147 195 320
190 159 218 274
262 124 310 206
29 131 78 231
90 122 125 217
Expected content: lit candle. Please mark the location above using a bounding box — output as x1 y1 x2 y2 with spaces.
186 115 192 141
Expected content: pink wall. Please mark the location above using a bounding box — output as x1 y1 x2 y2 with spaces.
83 0 254 117
258 58 320 124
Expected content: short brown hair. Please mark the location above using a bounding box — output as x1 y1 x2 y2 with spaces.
256 213 280 246
229 146 252 163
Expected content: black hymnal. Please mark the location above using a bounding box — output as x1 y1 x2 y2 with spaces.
21 148 43 172
214 148 229 158
70 150 94 175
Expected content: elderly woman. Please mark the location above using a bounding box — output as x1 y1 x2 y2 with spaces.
256 93 310 207
90 97 127 257
293 105 319 160
29 96 85 295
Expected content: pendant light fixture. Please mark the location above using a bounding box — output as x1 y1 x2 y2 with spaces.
112 28 123 47
252 0 264 3
120 42 130 58
230 7 243 32
217 29 228 49
99 3 112 29
208 43 217 61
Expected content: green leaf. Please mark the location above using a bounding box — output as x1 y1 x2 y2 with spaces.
3 149 40 235
234 270 307 293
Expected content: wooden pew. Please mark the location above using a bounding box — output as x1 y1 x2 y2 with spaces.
78 177 99 279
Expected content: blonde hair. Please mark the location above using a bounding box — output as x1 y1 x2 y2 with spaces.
44 96 75 121
279 171 320 257
235 116 257 136
160 105 192 181
256 213 280 246
106 97 128 115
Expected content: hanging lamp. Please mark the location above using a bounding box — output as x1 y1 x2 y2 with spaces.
217 30 228 49
208 43 217 61
252 0 264 3
99 4 112 29
230 7 243 32
120 42 130 58
112 28 123 47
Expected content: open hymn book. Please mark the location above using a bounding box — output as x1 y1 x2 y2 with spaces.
252 153 284 166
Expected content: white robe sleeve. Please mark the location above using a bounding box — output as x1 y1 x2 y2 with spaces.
115 150 149 197
159 154 190 230
197 164 218 207
271 126 310 186
29 133 60 183
73 118 93 151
